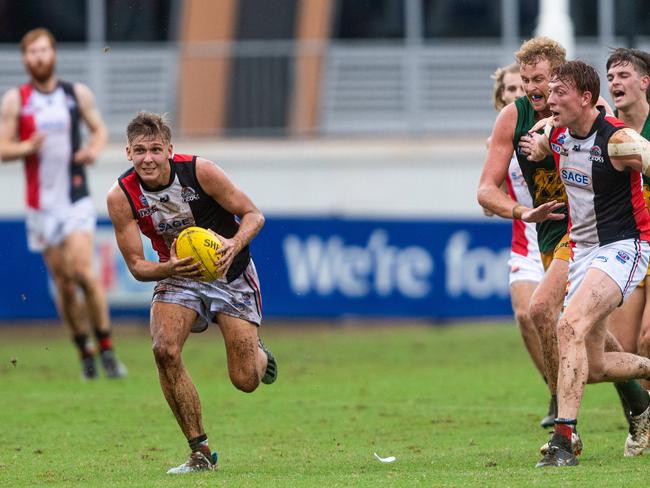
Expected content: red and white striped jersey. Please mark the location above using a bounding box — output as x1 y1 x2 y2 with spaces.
117 153 250 282
17 81 87 210
549 108 650 247
505 153 539 257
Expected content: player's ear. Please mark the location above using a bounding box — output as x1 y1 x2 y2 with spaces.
641 75 650 92
168 143 173 155
125 145 132 161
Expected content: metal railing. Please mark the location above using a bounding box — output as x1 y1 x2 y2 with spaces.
1 38 648 138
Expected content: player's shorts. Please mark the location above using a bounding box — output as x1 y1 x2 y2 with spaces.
638 263 650 288
508 251 544 286
152 259 262 333
25 197 96 252
565 238 650 307
540 233 570 271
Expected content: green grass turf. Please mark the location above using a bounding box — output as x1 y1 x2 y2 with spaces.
0 321 648 487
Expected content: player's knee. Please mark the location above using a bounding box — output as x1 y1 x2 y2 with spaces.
557 316 588 346
152 339 181 368
71 264 95 290
513 307 532 330
53 274 76 298
528 299 551 331
230 367 260 393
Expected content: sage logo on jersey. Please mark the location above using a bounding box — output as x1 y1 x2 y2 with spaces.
561 167 591 188
616 251 631 264
283 229 433 298
157 217 193 233
181 187 200 202
589 145 604 163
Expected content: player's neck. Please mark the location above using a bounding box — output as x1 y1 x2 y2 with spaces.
31 76 58 94
568 107 599 139
617 100 650 133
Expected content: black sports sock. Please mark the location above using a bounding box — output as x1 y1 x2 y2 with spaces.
615 380 650 417
73 334 93 359
189 434 209 453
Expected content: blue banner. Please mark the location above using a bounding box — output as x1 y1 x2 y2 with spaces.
0 217 513 320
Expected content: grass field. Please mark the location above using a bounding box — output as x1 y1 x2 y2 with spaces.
1 320 649 487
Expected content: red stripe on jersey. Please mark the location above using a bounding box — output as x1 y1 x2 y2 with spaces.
505 172 529 256
120 171 170 261
629 171 650 242
172 153 193 162
18 84 40 209
604 115 627 128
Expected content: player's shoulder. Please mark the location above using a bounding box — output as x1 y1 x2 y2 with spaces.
0 87 20 112
603 113 626 129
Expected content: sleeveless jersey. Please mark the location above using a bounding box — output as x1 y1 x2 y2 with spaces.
505 152 539 257
118 154 251 282
17 81 87 210
549 108 650 247
513 96 568 252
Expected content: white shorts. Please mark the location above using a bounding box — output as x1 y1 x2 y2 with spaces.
508 251 544 286
25 197 96 252
152 260 262 333
565 238 650 307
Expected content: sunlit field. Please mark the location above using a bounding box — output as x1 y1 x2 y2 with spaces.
1 321 647 487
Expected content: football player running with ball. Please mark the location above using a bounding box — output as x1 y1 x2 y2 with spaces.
107 112 277 474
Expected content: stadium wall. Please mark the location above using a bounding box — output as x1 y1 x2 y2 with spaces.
0 138 514 321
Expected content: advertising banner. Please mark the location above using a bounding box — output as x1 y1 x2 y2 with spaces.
0 217 513 320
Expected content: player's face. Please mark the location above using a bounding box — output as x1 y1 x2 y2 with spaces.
23 35 56 83
127 135 173 186
501 72 525 106
548 78 583 129
520 60 553 112
607 61 649 111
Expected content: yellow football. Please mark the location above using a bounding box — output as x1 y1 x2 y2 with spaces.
174 226 224 281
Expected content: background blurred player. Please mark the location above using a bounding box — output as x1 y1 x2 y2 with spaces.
107 112 277 474
0 28 125 379
489 63 550 425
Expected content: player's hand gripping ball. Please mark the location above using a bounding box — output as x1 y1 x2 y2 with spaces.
175 226 224 281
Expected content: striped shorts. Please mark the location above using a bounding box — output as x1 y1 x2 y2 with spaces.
153 259 262 332
565 238 649 307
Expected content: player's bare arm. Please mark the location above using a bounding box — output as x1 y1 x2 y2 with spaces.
0 88 46 162
609 127 650 173
74 83 107 165
107 183 201 281
195 157 265 276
